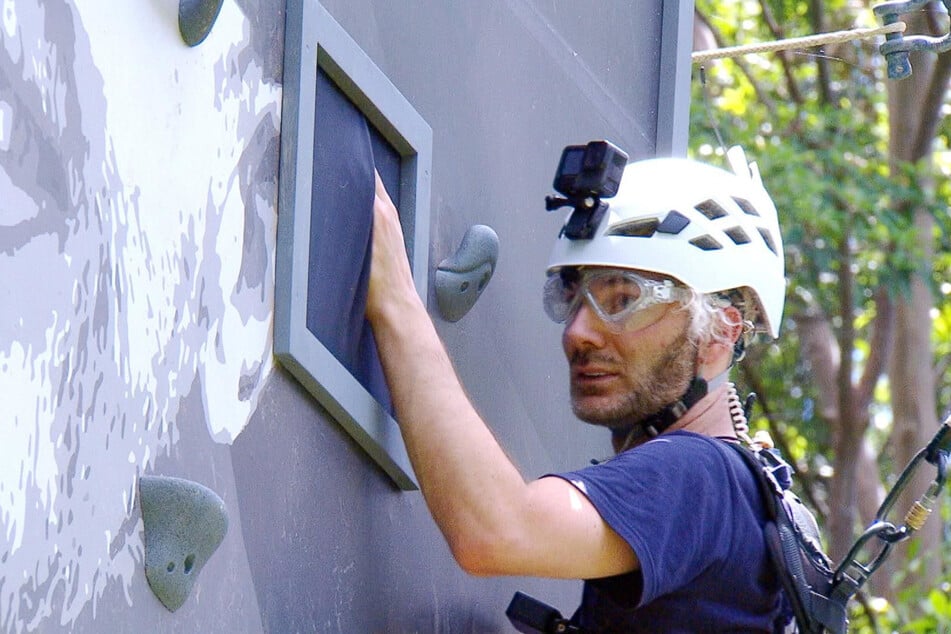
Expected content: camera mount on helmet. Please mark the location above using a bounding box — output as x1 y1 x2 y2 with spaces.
546 140 628 240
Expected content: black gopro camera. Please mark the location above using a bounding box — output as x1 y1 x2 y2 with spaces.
547 140 628 240
553 140 627 200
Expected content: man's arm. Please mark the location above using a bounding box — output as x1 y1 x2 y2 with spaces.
366 173 637 579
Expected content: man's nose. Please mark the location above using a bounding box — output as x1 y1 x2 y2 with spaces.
563 300 606 350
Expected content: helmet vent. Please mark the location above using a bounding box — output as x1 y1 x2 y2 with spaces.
725 227 751 245
656 210 691 235
695 199 728 220
689 235 723 251
607 218 659 238
758 228 779 255
733 197 760 217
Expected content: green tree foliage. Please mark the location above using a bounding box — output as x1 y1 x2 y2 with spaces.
692 1 951 629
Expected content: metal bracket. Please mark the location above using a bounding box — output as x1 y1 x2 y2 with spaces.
873 0 951 78
179 0 225 47
435 225 499 322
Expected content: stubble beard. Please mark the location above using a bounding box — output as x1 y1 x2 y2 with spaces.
570 329 697 428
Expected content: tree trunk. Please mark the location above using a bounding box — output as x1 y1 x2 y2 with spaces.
828 422 862 560
888 226 942 591
885 8 943 593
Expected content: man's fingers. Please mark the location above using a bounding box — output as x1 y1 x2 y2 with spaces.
366 167 416 323
374 169 395 211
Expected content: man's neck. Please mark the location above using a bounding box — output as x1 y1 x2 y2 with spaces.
612 383 737 453
665 382 737 439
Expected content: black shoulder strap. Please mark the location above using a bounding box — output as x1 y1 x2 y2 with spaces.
719 441 848 634
723 440 781 519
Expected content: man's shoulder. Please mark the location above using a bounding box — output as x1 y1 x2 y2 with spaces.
620 432 753 481
562 431 751 494
630 431 730 459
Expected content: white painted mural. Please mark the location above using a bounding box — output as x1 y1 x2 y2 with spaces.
0 0 279 628
0 0 688 631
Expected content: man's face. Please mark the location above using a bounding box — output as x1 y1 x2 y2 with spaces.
561 280 697 428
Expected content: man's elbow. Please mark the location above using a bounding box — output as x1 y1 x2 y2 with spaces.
447 529 525 577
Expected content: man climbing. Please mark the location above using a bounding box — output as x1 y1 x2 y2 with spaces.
365 144 787 631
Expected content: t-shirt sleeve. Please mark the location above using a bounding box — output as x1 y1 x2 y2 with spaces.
545 433 736 607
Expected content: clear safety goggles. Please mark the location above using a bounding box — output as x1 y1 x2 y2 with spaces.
543 268 689 329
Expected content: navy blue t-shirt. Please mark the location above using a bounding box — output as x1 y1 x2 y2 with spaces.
549 431 782 633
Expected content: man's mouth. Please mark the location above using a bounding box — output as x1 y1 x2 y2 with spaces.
571 366 618 383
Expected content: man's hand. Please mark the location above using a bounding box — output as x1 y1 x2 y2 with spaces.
366 171 420 326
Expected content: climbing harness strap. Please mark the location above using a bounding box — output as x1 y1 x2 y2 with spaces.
722 442 846 634
728 418 951 633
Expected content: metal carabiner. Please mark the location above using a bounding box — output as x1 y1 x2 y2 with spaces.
924 421 951 470
873 0 951 78
831 420 951 600
874 421 950 530
833 520 901 593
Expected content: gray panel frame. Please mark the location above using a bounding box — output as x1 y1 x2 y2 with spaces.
656 0 694 158
276 0 432 490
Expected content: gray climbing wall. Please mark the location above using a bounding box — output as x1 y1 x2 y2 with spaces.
0 0 692 631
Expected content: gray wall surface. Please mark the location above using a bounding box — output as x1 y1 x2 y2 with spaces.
0 0 692 631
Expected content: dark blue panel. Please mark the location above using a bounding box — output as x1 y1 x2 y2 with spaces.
368 120 401 206
307 66 393 413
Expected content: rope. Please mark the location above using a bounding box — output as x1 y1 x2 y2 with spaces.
692 21 906 63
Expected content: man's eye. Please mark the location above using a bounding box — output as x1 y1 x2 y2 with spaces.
562 282 580 301
606 291 639 314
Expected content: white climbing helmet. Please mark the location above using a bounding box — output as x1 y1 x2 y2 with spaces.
546 147 786 338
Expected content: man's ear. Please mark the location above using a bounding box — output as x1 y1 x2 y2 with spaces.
697 305 744 375
721 305 744 345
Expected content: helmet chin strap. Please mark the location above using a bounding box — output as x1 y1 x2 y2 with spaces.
612 370 730 452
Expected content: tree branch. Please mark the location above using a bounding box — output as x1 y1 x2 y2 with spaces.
912 49 951 160
793 306 841 421
837 223 858 435
856 287 895 410
757 0 804 103
809 0 833 105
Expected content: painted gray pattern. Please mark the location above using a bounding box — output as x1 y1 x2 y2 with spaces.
0 1 278 629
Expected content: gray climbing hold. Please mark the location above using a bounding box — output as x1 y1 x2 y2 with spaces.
179 0 225 47
435 224 499 322
139 475 229 612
